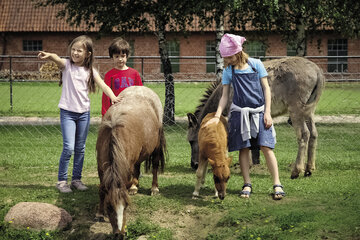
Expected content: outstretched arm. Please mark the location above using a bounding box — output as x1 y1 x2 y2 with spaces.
93 71 122 104
37 51 66 69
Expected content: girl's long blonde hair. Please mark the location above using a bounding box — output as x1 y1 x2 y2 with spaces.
224 51 249 69
60 35 96 93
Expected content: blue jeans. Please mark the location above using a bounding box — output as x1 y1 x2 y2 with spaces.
58 109 90 182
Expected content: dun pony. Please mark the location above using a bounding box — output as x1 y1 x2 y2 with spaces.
95 86 167 238
193 112 232 200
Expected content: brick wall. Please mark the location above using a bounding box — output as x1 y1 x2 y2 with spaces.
1 31 359 79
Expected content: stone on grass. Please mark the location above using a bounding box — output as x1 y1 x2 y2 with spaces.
4 202 72 231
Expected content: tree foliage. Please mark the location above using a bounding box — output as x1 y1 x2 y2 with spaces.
33 0 360 120
227 0 360 56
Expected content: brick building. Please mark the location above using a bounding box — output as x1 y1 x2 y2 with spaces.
1 0 359 80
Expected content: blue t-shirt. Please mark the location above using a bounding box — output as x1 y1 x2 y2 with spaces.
222 58 268 85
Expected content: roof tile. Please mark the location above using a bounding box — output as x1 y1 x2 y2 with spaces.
0 0 99 32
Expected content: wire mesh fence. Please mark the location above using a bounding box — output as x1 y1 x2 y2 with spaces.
0 55 360 170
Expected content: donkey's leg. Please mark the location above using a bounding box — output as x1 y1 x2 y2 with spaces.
193 154 208 198
305 115 318 177
290 117 310 179
251 148 260 165
129 162 140 195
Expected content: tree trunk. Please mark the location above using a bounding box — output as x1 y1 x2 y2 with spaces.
295 17 306 56
157 27 175 125
215 15 224 82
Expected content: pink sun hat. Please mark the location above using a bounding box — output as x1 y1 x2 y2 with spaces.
219 33 246 57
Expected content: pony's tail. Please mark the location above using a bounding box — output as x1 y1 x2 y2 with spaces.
145 126 168 173
97 121 130 208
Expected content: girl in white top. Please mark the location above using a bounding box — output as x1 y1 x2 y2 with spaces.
38 35 121 193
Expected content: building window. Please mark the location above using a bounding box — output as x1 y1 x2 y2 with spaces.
161 40 180 73
206 40 216 73
287 42 297 56
328 39 348 72
23 40 42 51
127 40 135 68
245 41 266 58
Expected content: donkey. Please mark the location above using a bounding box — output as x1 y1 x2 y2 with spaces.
193 112 232 200
188 57 325 179
95 86 167 238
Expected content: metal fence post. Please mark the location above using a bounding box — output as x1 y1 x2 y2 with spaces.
9 56 13 111
141 57 144 80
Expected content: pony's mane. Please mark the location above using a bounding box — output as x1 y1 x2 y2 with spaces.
194 80 221 117
97 116 131 207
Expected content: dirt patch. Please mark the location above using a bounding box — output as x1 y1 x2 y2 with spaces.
149 205 223 240
86 203 223 240
272 115 360 124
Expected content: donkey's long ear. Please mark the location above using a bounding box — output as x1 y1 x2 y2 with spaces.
187 113 198 128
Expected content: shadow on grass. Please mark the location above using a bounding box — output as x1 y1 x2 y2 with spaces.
164 163 195 174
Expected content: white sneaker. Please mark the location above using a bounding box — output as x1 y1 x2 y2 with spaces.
56 181 72 193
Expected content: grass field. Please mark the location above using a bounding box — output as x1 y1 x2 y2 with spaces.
0 81 360 239
0 122 360 239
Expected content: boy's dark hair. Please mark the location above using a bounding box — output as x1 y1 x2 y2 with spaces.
108 37 130 58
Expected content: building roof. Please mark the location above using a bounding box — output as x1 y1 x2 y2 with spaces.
0 0 226 33
0 0 330 33
0 0 99 32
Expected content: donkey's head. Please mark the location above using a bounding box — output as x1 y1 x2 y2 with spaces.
208 156 232 200
187 113 200 170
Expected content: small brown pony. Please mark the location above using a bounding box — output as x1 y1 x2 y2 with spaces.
193 112 232 200
95 86 167 238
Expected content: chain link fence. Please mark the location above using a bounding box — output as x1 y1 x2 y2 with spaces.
0 55 360 169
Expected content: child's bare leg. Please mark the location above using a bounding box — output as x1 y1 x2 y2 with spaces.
239 148 252 198
261 146 285 199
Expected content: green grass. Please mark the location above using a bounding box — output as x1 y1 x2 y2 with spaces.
316 82 360 115
0 80 359 239
1 123 360 239
1 81 360 117
0 82 210 117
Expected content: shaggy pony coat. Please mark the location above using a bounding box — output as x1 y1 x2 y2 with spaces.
96 86 166 236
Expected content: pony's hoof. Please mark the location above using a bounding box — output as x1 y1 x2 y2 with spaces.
304 171 312 177
114 233 126 240
129 190 138 195
94 216 105 222
129 186 138 195
151 188 160 196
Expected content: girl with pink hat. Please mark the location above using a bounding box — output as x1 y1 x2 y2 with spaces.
206 33 285 200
